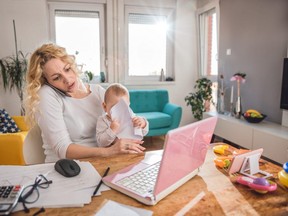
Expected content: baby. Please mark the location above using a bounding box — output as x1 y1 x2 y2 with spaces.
96 83 149 147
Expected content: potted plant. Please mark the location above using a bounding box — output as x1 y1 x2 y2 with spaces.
185 77 214 120
0 20 28 115
84 71 94 82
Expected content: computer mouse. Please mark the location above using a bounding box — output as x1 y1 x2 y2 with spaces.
54 159 81 177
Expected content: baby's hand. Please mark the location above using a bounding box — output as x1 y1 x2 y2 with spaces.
132 117 146 129
110 119 120 133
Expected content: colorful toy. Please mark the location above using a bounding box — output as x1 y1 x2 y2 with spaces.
214 155 233 169
213 144 230 155
213 144 250 156
236 176 277 194
278 162 288 188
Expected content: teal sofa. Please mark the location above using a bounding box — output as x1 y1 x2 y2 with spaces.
129 89 182 136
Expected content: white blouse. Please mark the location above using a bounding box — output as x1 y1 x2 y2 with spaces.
36 84 105 163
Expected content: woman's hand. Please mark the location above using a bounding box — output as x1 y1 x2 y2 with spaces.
66 139 145 159
109 138 145 155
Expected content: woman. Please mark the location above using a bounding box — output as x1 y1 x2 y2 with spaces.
24 43 145 163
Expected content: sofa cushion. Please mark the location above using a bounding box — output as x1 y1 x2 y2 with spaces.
0 109 21 133
137 112 172 129
12 116 29 131
129 90 169 113
0 131 27 165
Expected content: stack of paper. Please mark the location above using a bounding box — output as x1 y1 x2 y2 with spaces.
0 161 109 212
95 200 153 216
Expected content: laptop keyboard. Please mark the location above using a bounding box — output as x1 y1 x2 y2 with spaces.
116 161 161 195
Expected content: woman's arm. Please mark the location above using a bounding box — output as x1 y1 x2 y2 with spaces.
66 138 145 159
37 86 73 160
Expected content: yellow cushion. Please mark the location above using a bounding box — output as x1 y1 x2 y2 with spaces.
12 116 29 131
0 131 27 165
0 116 29 165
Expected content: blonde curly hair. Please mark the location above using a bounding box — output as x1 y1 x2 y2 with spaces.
24 43 79 127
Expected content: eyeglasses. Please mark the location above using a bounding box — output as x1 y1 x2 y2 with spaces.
19 174 52 213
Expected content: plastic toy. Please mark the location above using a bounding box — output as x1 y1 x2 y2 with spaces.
214 155 233 169
213 144 230 155
213 144 250 156
278 162 288 188
284 162 288 172
236 176 277 194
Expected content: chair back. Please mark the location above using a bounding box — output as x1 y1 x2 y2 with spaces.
129 89 169 113
23 124 45 165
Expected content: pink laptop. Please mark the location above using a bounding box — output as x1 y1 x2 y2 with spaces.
103 117 217 205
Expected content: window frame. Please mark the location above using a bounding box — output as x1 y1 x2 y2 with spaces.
196 0 219 83
48 2 107 78
121 5 176 84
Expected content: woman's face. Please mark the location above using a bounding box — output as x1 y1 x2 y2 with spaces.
43 58 78 93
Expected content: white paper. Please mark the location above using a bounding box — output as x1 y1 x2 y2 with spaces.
110 98 143 140
95 200 153 216
0 161 109 212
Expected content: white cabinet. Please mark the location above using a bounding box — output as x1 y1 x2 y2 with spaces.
203 112 288 164
212 114 253 149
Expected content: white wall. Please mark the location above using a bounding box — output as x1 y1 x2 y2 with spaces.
218 0 288 125
0 0 198 125
0 0 49 115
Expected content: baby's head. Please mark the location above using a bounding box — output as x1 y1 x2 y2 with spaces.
103 83 129 116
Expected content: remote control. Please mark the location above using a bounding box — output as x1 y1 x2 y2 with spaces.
0 185 24 215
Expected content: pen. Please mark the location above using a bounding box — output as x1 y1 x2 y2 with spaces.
93 167 110 196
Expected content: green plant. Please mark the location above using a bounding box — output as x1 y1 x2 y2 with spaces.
0 20 28 115
84 71 94 82
185 77 214 120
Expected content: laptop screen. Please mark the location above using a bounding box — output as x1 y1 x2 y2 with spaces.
154 117 217 195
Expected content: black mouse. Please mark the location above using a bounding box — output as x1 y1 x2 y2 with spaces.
54 159 81 177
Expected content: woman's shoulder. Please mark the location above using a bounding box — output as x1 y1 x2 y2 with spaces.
89 84 105 92
39 84 65 100
37 85 64 111
89 84 105 100
39 84 54 95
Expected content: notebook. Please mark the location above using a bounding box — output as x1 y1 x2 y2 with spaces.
102 117 217 205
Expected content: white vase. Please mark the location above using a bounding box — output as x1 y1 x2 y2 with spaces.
234 96 242 119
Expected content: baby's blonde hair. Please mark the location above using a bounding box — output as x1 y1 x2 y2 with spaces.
104 83 129 104
24 43 79 127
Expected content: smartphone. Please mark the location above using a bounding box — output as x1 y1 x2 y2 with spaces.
44 81 70 97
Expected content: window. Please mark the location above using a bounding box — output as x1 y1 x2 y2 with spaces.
123 6 175 83
197 0 219 110
48 1 176 84
48 3 106 78
197 1 219 80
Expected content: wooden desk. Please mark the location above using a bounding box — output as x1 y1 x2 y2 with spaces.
13 146 288 216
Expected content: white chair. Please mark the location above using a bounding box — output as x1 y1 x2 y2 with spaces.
23 124 45 165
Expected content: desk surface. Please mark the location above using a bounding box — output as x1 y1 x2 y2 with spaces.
13 146 288 216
